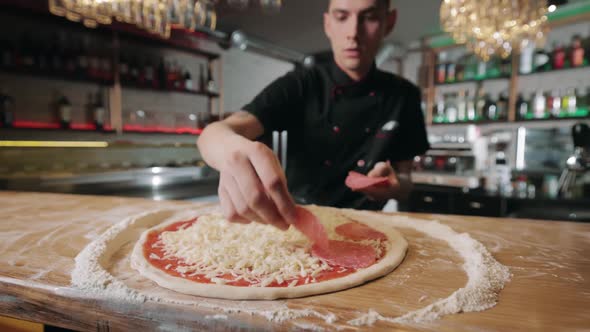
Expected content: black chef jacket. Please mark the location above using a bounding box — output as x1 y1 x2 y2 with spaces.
243 59 430 210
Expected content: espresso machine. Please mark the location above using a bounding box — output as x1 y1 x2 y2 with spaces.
558 123 590 198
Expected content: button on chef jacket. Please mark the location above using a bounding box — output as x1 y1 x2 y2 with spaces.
243 60 430 210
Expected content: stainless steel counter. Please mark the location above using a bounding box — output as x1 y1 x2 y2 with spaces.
0 166 219 201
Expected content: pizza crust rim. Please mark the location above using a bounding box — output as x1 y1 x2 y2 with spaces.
130 206 408 300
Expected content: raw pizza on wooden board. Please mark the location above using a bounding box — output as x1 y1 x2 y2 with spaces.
131 205 408 300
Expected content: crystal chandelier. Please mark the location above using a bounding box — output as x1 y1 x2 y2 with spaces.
48 0 282 39
440 0 549 61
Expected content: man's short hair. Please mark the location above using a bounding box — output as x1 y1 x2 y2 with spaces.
328 0 393 10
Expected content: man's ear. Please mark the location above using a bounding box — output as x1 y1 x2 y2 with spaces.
324 12 332 40
384 9 397 36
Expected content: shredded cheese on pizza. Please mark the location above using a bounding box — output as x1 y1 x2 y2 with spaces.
154 208 384 287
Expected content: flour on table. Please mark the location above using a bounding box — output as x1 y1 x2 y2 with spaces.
70 207 510 329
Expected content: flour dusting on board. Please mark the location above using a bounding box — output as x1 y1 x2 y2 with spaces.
70 207 510 329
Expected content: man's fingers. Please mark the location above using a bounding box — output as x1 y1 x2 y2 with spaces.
219 186 251 224
368 161 390 177
248 143 297 225
221 173 263 224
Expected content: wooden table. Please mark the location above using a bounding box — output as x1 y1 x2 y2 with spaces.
1 191 589 331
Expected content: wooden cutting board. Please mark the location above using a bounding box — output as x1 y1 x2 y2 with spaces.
0 191 589 331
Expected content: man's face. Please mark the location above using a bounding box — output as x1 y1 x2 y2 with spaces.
324 0 396 76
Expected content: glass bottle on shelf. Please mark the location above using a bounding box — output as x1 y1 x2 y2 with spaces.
0 88 15 128
206 63 216 93
157 58 166 89
476 58 487 80
436 52 447 84
445 93 458 123
93 90 105 131
487 56 501 78
475 88 487 120
571 35 585 67
77 36 89 77
484 93 498 121
564 87 577 116
144 58 155 88
552 43 566 69
466 90 476 121
433 95 445 123
534 47 550 71
533 90 546 119
496 91 509 120
519 40 535 74
119 52 130 83
18 32 35 68
456 55 466 82
516 93 530 120
550 89 561 117
199 63 206 92
57 94 72 129
457 89 467 122
464 54 477 80
446 59 456 83
184 69 193 91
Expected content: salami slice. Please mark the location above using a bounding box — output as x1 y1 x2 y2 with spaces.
335 222 387 241
345 171 389 191
294 206 329 251
311 240 376 268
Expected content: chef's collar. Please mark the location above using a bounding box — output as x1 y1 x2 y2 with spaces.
329 59 378 87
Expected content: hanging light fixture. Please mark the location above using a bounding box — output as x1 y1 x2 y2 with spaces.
48 0 279 38
440 0 550 61
48 0 218 38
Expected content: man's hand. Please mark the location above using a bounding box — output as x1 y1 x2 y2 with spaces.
217 135 297 230
356 161 405 201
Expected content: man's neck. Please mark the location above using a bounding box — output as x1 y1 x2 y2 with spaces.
334 58 372 82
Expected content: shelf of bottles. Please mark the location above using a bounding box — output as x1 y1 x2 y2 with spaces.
430 25 590 126
0 26 219 135
435 53 511 86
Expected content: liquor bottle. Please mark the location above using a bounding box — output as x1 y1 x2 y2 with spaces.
93 91 106 131
534 48 550 71
446 58 456 83
129 56 140 85
0 89 14 128
466 90 476 121
144 59 155 88
553 43 566 70
57 94 72 129
486 56 501 78
48 33 62 73
571 35 585 68
206 63 216 93
78 36 90 77
550 89 561 117
476 58 487 80
484 93 497 121
1 39 14 68
533 90 546 119
496 91 509 120
119 52 130 83
516 93 530 120
100 46 113 82
444 93 458 123
457 90 466 122
433 95 445 123
157 58 166 89
19 32 35 68
436 52 447 84
456 55 466 82
199 63 206 92
564 87 577 115
184 69 193 91
464 54 477 80
519 40 535 74
475 88 487 120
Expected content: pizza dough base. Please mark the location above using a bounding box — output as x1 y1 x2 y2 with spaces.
130 206 408 300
